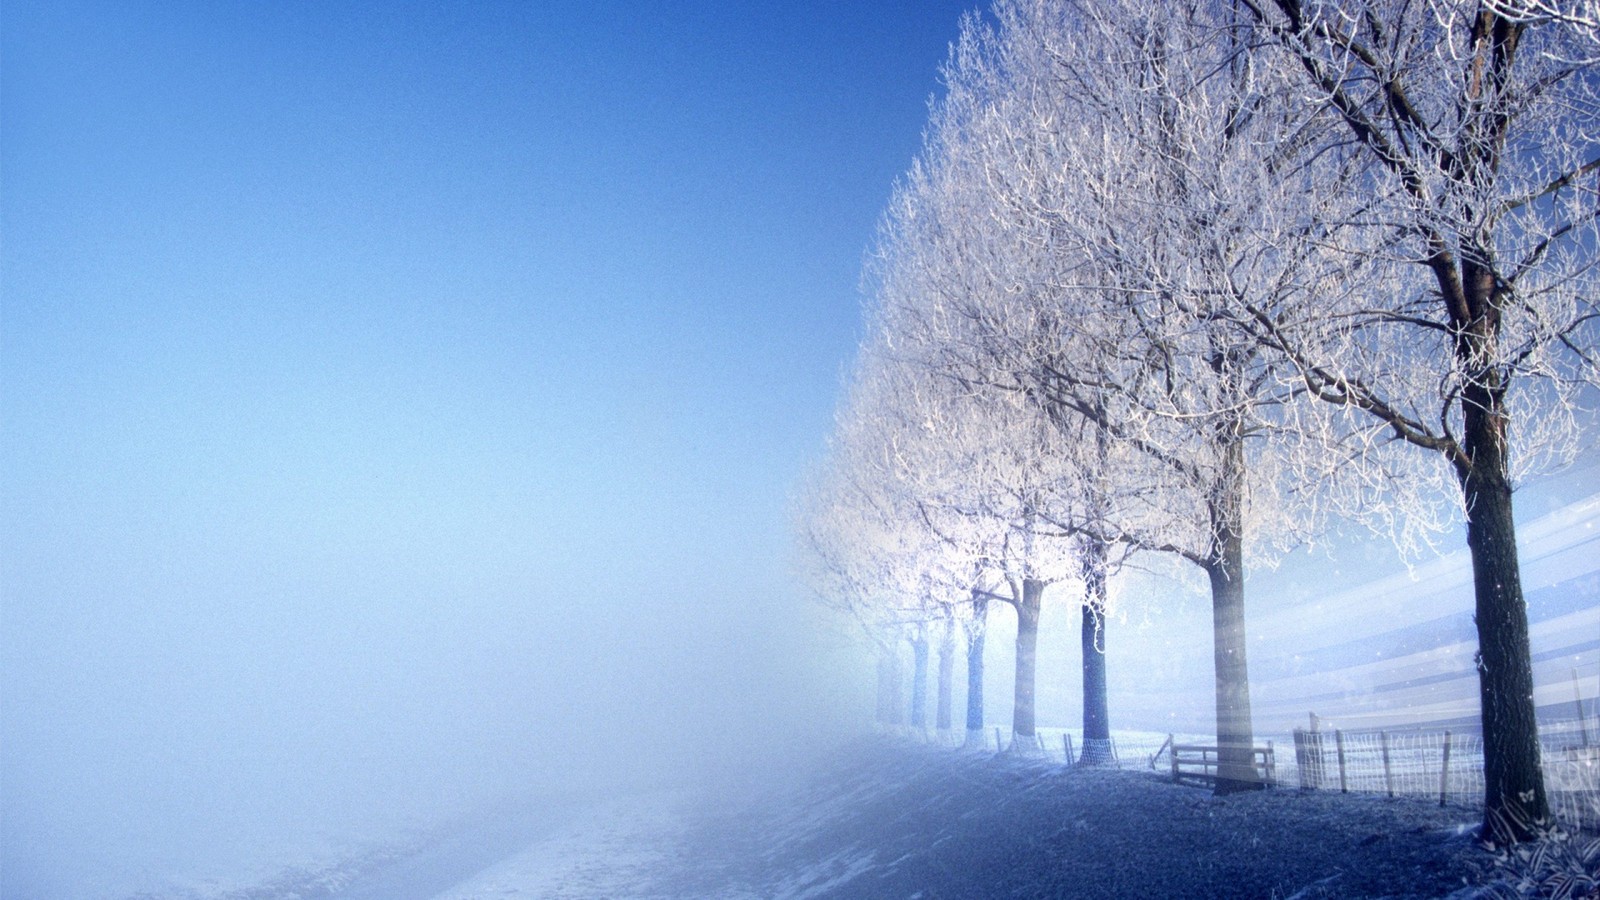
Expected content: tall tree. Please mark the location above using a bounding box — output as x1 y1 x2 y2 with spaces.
961 580 995 749
934 604 957 739
898 0 1356 790
799 331 1012 744
1236 0 1599 840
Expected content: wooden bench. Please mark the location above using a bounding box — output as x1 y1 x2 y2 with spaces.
1168 735 1276 788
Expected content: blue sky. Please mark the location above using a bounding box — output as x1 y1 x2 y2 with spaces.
1 2 974 892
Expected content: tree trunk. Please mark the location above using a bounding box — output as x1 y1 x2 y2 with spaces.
886 647 904 728
1207 550 1258 793
936 624 955 737
1207 417 1258 794
1079 540 1113 766
876 651 894 726
965 591 988 748
1011 578 1045 754
910 632 929 732
1458 381 1548 841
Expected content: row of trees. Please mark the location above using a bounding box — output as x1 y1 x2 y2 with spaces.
797 0 1596 844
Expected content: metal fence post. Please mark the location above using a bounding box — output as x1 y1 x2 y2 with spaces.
1575 668 1592 749
1439 730 1452 807
1335 729 1348 793
1380 731 1394 798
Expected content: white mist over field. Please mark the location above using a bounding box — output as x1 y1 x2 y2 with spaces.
3 548 848 897
0 1 969 897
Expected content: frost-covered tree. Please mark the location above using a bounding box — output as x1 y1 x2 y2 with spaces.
889 0 1368 791
1235 0 1600 839
857 327 1080 755
797 335 1010 741
959 575 1000 749
793 460 907 729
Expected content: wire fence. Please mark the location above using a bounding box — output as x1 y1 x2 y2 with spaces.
1274 720 1596 833
901 720 1599 833
1288 728 1485 802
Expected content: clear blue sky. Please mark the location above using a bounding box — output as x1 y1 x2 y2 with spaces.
1 2 973 893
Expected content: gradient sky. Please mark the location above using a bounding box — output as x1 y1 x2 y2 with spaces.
1 2 975 893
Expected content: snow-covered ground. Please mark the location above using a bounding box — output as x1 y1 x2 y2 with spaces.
428 790 686 900
652 739 1492 899
88 734 1595 899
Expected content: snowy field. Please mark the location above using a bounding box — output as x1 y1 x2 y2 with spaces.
650 740 1494 899
101 734 1595 899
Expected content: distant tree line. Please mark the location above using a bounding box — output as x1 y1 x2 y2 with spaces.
795 0 1597 845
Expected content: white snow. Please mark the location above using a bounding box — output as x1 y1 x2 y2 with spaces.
62 733 1591 899
427 790 685 900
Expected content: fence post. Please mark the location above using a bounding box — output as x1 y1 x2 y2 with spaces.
1380 731 1394 798
1264 740 1275 786
1292 728 1309 789
1335 730 1348 793
1439 730 1452 807
1064 732 1076 766
1169 733 1178 783
1575 668 1592 749
1151 734 1172 771
995 726 1003 753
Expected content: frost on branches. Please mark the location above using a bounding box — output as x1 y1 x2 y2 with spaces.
1237 0 1600 841
800 0 1595 842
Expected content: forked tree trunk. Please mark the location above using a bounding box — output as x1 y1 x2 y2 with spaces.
1079 538 1114 766
1011 578 1045 753
910 633 929 732
965 591 989 745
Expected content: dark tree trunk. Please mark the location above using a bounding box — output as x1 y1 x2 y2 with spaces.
936 627 955 735
966 591 988 739
910 633 929 732
1011 578 1044 751
1446 221 1549 840
1249 0 1548 842
1079 537 1114 766
1458 366 1548 841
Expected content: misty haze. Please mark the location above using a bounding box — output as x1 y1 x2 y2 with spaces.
3 2 1597 899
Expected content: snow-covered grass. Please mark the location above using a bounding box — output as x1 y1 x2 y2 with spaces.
125 730 1596 898
903 723 1600 834
652 736 1497 898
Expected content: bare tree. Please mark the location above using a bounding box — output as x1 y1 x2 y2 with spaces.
866 334 1081 756
896 0 1369 791
1235 0 1599 840
797 328 1022 742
